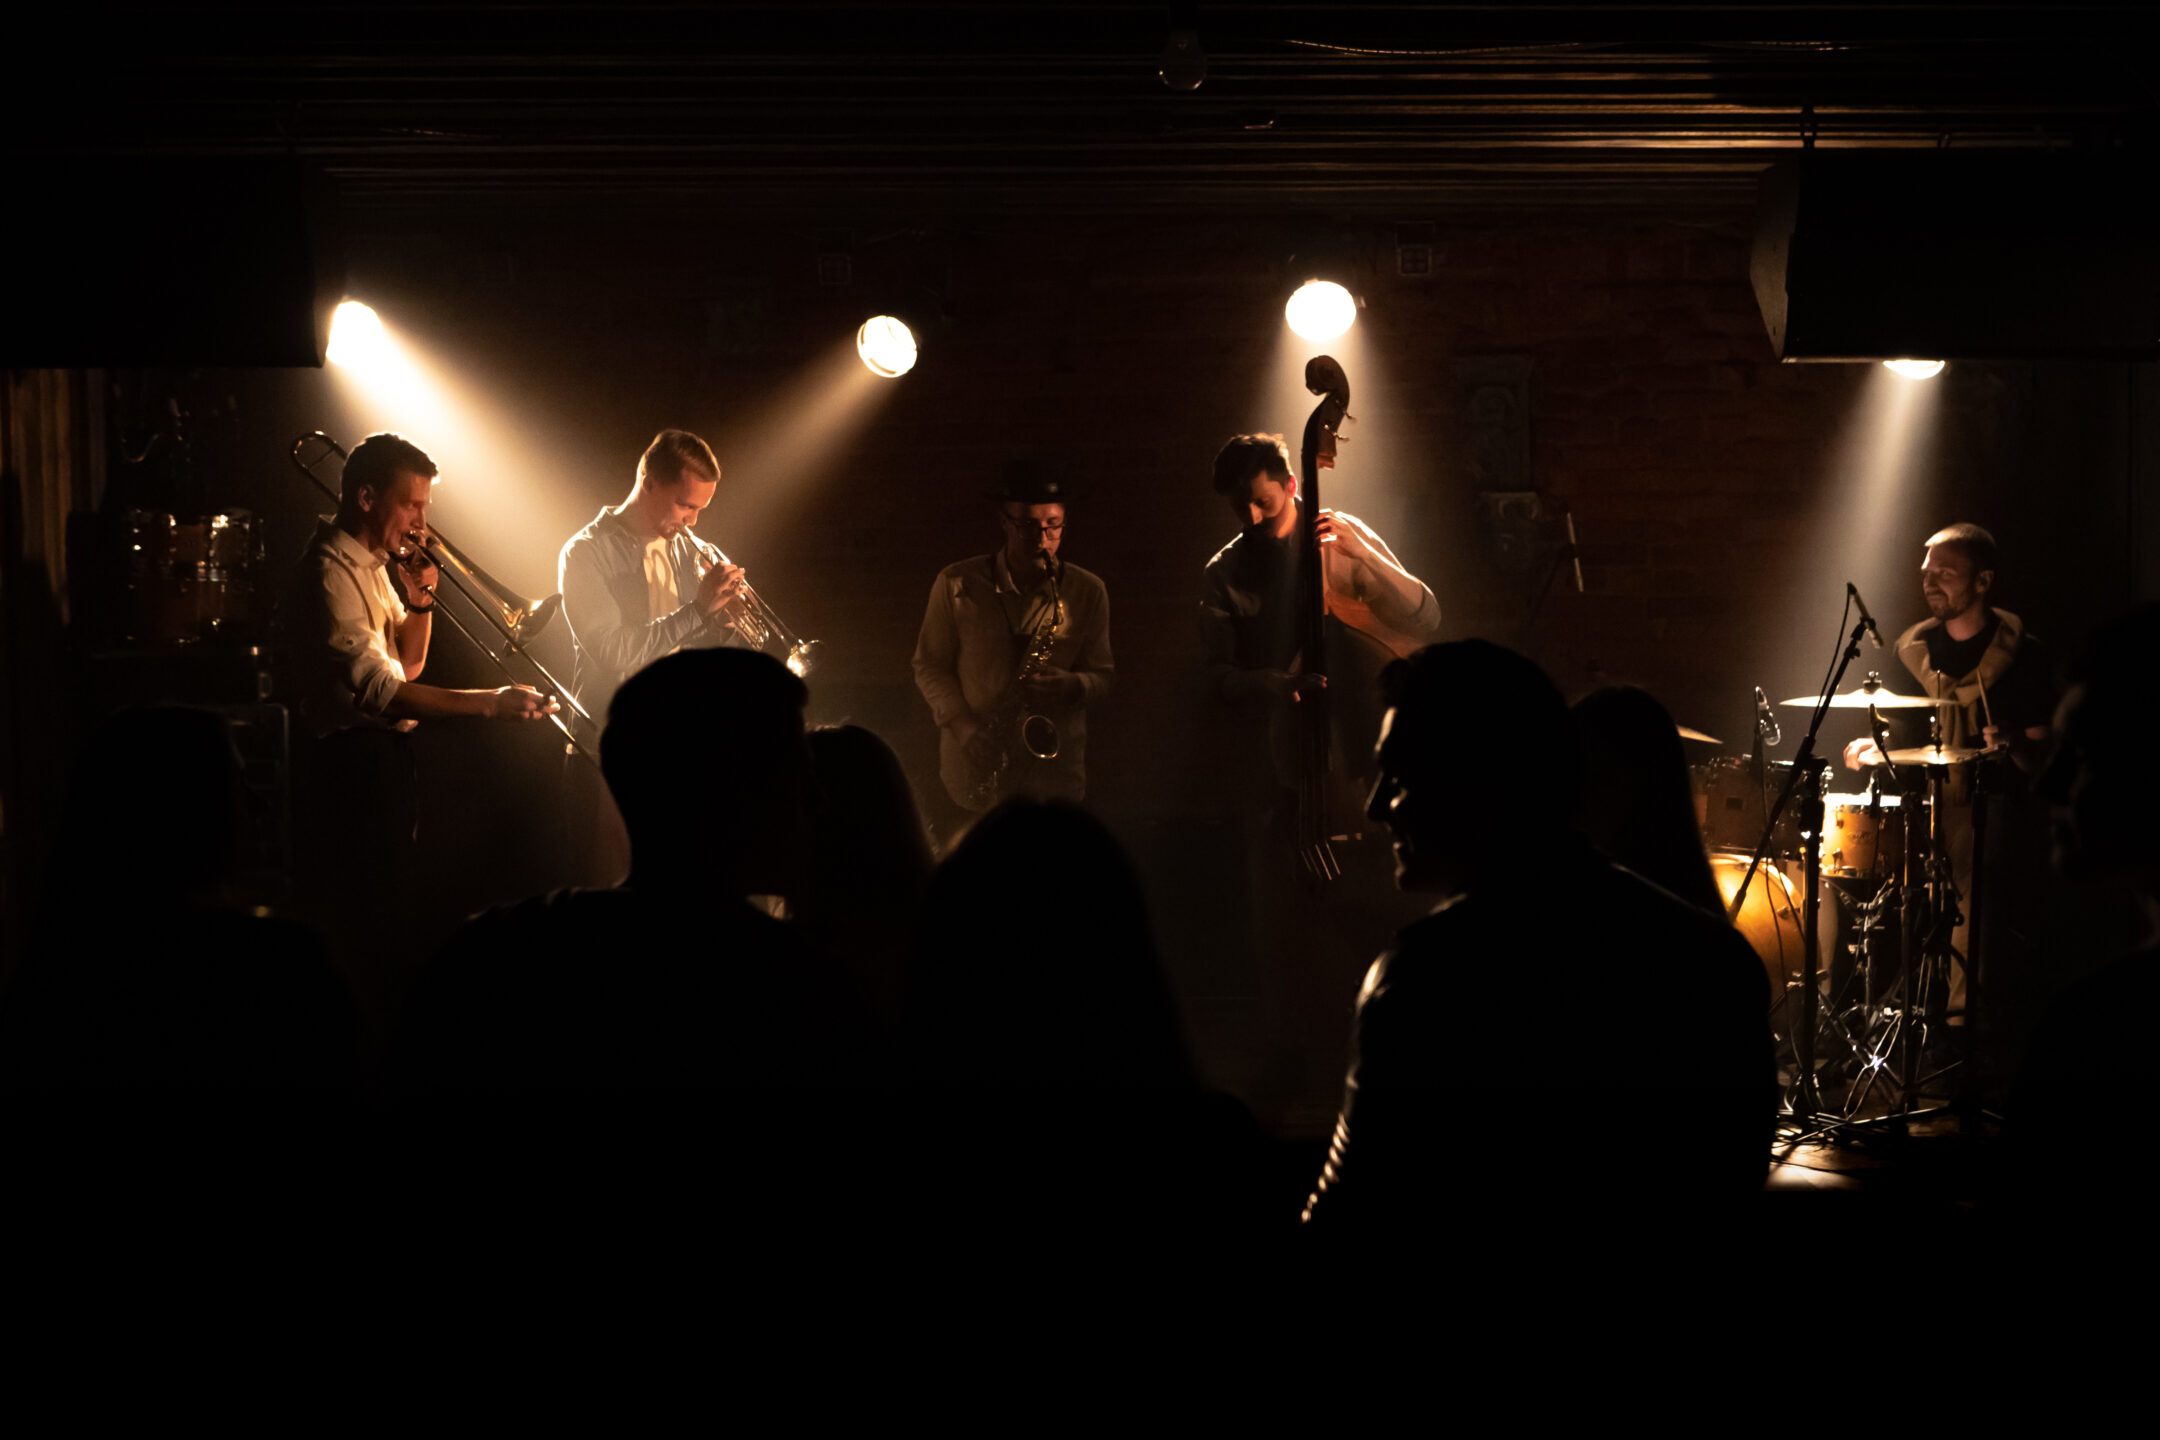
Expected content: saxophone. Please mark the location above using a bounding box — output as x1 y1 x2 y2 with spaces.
964 559 1064 810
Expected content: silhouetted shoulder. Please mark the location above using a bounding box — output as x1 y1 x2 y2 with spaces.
1 907 352 1094
398 886 849 1093
2013 950 2157 1140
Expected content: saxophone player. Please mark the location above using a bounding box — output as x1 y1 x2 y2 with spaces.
912 465 1113 811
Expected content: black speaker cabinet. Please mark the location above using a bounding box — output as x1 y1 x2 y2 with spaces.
1752 154 2158 362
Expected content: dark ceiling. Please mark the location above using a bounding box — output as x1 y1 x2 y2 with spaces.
11 3 2157 212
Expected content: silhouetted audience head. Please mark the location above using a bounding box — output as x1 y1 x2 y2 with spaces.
603 648 812 894
2042 602 2160 894
910 800 1193 1091
1574 685 1722 914
1368 640 1579 893
803 724 932 906
51 705 247 909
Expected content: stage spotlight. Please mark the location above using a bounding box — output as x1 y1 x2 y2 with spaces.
327 300 389 370
856 316 919 378
1286 280 1357 342
1883 359 1946 380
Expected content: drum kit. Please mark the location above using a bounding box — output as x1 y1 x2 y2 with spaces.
124 509 262 646
1689 672 1999 1124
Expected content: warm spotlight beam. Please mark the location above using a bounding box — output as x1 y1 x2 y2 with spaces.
706 335 903 548
857 316 918 377
1286 280 1357 342
327 300 388 370
325 308 590 601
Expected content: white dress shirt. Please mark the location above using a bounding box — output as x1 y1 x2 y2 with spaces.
289 517 414 735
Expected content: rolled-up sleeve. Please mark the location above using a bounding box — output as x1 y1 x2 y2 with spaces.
312 558 404 717
559 534 707 691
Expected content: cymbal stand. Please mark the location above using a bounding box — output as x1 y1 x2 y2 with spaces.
1728 604 1875 1122
1841 737 1970 1132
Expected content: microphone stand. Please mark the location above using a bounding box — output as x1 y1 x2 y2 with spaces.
1729 607 1876 1122
1515 512 1582 649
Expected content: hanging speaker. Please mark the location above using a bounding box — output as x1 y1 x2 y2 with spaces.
1752 153 2157 362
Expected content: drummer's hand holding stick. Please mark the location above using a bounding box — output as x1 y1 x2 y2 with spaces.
1843 736 1884 770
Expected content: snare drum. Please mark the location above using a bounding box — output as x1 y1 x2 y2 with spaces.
1821 791 1906 880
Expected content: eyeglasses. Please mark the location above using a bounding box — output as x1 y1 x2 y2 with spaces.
1001 515 1065 536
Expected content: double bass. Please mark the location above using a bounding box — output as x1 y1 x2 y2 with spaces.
1292 355 1352 882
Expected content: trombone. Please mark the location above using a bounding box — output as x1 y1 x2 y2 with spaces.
686 532 821 679
287 431 599 762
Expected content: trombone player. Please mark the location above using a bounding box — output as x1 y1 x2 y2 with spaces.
286 431 555 979
290 431 560 733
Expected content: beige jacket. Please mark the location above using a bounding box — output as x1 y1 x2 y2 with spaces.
1894 607 2030 753
912 552 1112 809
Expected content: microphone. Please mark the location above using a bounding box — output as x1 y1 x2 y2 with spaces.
1753 686 1782 747
1848 582 1884 649
1565 512 1584 594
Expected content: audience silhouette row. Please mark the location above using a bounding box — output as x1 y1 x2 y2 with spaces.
6 622 2145 1246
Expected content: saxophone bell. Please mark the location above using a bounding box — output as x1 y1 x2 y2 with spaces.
1020 712 1060 761
964 558 1065 807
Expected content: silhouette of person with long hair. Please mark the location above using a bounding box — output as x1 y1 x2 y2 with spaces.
1575 685 1724 914
796 724 933 1032
907 799 1271 1237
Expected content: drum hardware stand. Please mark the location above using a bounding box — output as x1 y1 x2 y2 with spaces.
1834 722 2004 1136
1729 610 1882 1123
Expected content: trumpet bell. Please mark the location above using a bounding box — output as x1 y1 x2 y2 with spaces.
785 638 821 678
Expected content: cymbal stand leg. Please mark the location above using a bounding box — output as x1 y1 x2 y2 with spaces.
1960 760 1993 1128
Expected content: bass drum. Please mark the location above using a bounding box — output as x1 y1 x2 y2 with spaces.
1710 854 1808 1036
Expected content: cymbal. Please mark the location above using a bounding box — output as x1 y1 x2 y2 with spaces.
1885 744 1993 766
1781 682 1940 710
1677 725 1722 744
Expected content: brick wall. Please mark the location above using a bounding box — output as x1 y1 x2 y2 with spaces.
233 205 2145 837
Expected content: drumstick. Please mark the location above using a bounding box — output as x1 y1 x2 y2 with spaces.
1975 672 1995 735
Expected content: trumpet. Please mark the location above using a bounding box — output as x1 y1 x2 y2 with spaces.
288 431 598 760
686 531 821 679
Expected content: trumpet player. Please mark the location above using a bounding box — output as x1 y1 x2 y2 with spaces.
289 431 559 734
913 464 1113 811
558 429 753 719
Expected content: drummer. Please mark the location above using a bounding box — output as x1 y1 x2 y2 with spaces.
1843 523 2054 773
1841 522 2056 1033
